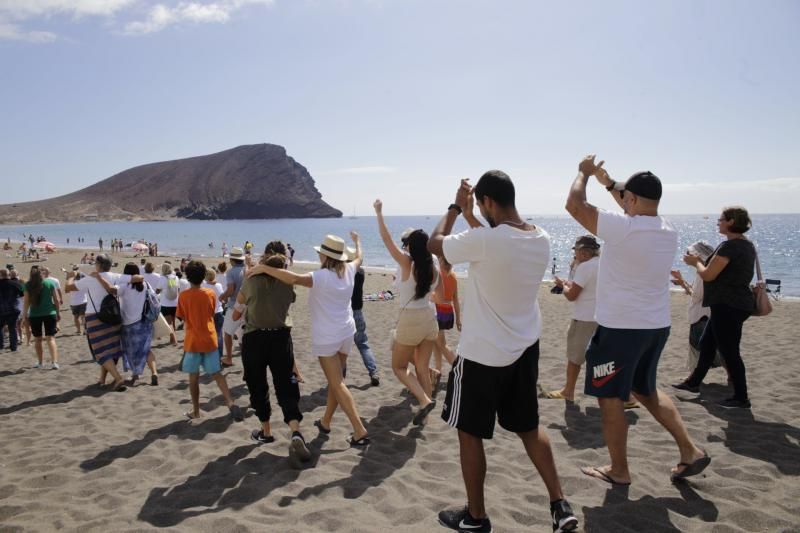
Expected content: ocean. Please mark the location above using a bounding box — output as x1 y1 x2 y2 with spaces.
2 214 798 296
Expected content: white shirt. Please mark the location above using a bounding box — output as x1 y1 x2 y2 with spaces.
143 273 164 301
396 261 439 310
68 280 88 307
179 278 190 293
74 272 131 315
117 282 146 326
443 224 549 367
595 211 677 329
687 276 710 325
308 263 357 345
160 274 180 306
46 276 62 290
202 281 224 314
571 256 599 321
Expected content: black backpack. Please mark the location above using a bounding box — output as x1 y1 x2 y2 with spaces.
88 288 122 326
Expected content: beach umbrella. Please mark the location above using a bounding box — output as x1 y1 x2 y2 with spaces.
34 241 56 252
131 242 148 252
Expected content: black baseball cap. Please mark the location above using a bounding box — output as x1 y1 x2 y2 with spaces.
623 171 662 201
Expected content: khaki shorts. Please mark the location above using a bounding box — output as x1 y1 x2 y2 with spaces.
566 319 598 365
395 307 439 346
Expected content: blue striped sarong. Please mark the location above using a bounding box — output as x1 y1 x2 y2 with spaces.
121 319 154 376
86 314 123 365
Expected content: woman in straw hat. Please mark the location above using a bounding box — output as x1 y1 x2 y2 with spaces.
374 199 442 425
248 232 370 446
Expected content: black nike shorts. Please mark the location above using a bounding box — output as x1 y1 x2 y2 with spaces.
584 326 670 401
441 342 540 439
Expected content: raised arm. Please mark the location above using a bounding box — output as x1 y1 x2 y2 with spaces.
374 200 411 266
595 166 625 210
64 271 78 293
90 272 118 296
350 231 363 270
247 265 313 288
429 179 472 257
565 154 604 235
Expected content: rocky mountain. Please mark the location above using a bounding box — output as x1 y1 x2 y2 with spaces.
0 144 341 223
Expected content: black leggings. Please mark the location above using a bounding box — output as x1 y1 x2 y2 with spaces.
687 303 750 400
241 328 302 425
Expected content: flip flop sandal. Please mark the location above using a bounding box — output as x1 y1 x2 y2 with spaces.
184 412 200 421
580 466 631 486
348 435 371 447
314 419 331 434
413 400 437 426
671 451 711 481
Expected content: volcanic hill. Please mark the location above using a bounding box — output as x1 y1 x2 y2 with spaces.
0 144 341 223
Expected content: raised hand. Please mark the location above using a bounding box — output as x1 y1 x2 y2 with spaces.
595 165 613 188
373 199 383 214
350 231 360 242
578 154 604 178
455 179 472 210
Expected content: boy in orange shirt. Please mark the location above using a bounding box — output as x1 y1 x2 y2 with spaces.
177 260 243 422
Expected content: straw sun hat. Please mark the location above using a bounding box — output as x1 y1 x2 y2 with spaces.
314 234 355 262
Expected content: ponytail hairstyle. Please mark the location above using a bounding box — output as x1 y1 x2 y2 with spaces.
406 230 434 300
27 265 44 307
124 263 144 292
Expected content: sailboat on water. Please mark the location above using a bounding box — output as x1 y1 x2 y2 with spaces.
349 205 358 219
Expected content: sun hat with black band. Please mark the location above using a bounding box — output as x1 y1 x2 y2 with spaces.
623 171 663 201
228 247 245 260
400 227 415 245
314 234 355 262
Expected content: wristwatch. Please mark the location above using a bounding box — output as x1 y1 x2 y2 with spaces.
605 180 617 192
448 203 463 214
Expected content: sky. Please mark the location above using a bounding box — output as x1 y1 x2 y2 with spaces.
1 0 798 216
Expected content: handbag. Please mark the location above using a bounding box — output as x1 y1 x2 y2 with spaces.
751 247 773 317
141 282 161 323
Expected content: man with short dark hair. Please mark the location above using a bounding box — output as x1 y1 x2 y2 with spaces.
565 154 709 485
429 171 578 533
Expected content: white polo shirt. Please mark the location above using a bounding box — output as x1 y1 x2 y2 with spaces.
443 224 549 367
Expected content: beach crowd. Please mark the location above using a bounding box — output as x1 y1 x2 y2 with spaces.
0 155 766 533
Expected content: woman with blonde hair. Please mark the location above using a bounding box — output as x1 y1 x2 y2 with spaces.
248 233 370 446
374 199 442 425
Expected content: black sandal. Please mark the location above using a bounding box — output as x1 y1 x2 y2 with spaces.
314 419 331 434
348 435 371 447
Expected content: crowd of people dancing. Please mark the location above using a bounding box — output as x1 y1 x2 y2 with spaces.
0 154 767 533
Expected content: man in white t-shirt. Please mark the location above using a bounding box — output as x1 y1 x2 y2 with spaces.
428 172 578 533
544 235 601 403
566 154 709 486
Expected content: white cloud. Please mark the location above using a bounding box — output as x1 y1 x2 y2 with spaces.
124 0 273 35
0 21 56 42
0 0 135 20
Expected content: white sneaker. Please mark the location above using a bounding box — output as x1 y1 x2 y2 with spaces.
33 362 41 369
52 362 60 370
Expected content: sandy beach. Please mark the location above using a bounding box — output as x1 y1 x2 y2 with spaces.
1 248 798 532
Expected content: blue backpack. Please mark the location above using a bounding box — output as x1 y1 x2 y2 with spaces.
141 282 161 322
